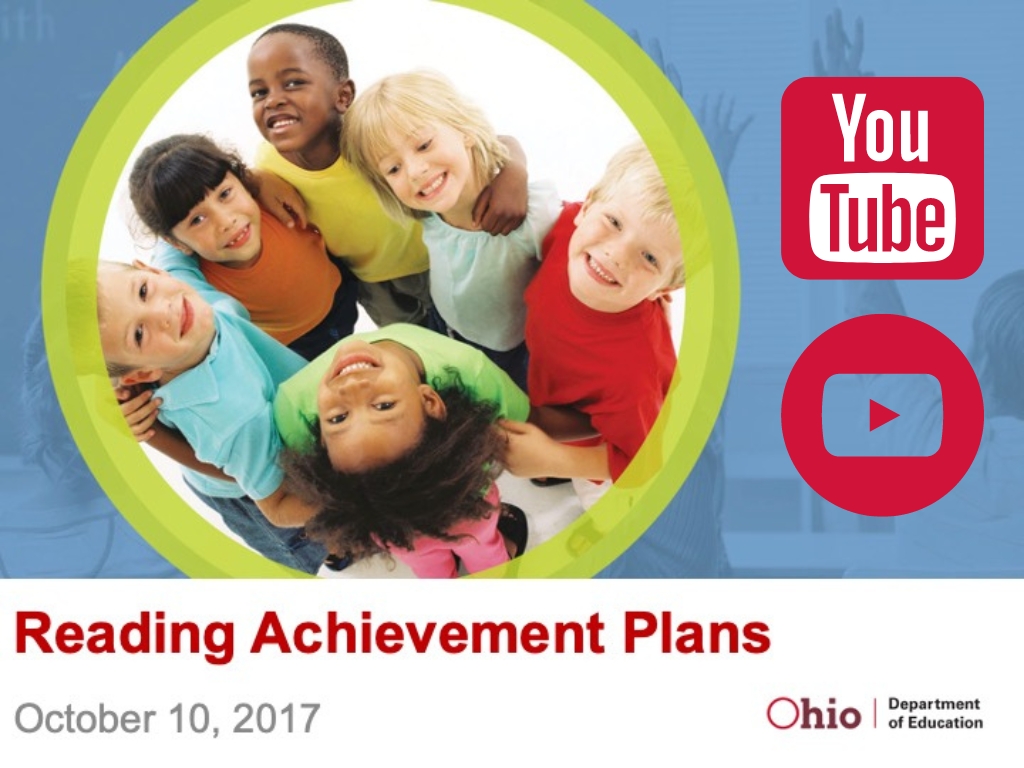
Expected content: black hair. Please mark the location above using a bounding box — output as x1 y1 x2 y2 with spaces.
255 23 349 81
128 134 260 240
972 269 1024 417
281 381 504 562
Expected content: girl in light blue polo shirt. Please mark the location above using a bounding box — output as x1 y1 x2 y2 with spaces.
343 70 561 390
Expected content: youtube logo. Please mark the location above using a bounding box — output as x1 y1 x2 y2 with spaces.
782 315 984 517
782 77 983 279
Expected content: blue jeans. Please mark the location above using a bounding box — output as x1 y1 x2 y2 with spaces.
186 481 326 574
287 258 360 362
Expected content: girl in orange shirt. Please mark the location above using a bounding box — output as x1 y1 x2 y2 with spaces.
129 133 358 361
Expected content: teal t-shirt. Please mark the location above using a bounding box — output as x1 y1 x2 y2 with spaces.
155 305 306 499
274 324 529 451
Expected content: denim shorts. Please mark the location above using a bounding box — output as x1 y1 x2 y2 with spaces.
185 481 326 574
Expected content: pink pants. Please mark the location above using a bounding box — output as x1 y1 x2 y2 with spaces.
387 485 506 578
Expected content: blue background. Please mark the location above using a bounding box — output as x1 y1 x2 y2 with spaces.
2 0 1020 577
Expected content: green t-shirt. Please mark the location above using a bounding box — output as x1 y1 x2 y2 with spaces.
274 324 530 451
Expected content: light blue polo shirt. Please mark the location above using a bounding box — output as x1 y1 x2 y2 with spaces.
423 179 560 351
154 302 306 499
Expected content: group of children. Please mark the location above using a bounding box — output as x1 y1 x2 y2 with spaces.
94 23 687 578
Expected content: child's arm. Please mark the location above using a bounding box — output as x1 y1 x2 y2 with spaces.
473 136 529 236
527 405 596 442
147 426 234 482
254 485 320 528
251 168 309 229
501 420 612 480
117 387 232 481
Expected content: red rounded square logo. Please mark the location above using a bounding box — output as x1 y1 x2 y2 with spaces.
781 77 984 279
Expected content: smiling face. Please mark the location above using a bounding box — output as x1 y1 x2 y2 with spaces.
566 195 682 314
316 339 446 472
168 173 262 268
247 32 354 170
98 263 216 384
376 122 478 220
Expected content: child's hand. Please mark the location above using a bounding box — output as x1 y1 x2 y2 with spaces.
812 9 872 77
498 419 560 478
252 169 309 229
474 155 528 236
501 420 611 480
115 386 162 443
656 291 673 324
697 93 753 188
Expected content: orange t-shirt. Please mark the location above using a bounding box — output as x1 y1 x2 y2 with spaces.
200 207 341 345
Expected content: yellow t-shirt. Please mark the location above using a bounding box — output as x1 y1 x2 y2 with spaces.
256 142 429 283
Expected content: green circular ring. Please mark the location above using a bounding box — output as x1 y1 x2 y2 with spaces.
43 0 740 578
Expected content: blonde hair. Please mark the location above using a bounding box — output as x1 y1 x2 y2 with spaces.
590 140 691 289
343 70 510 220
74 260 142 379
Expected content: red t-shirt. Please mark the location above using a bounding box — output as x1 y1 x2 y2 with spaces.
524 203 677 479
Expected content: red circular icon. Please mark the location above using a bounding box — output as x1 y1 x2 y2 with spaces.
767 697 800 730
782 314 984 516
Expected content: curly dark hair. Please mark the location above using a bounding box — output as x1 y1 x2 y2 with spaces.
129 134 260 240
281 382 505 561
255 23 349 81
